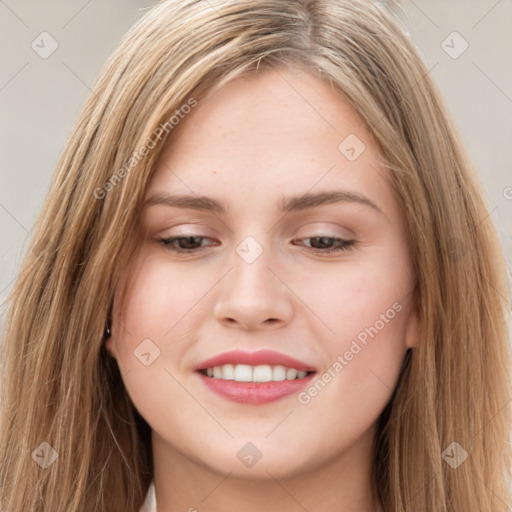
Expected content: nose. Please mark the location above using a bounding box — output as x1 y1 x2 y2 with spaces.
213 246 294 330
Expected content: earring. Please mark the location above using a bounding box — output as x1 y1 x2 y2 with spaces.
105 322 111 337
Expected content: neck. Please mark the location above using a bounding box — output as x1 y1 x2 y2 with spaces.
151 424 383 512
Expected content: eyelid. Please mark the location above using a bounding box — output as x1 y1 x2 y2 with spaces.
294 217 355 238
156 223 216 237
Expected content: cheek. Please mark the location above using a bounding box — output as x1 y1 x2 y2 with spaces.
115 254 205 339
110 256 206 419
111 254 206 384
293 250 412 407
294 247 412 346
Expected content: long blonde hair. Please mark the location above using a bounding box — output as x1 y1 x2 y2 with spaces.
1 1 510 510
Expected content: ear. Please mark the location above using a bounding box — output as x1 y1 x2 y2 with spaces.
105 332 118 359
404 306 420 349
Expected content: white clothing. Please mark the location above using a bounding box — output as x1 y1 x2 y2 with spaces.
139 481 156 512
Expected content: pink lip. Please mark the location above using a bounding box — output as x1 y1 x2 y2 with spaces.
197 373 315 405
194 349 315 373
194 349 316 405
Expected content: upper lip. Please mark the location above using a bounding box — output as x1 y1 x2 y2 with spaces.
195 349 316 373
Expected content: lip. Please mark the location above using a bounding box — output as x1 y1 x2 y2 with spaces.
194 349 316 373
197 372 315 405
194 349 316 405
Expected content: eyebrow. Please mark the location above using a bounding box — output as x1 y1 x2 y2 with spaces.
144 189 384 215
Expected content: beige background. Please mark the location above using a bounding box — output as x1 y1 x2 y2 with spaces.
1 0 511 337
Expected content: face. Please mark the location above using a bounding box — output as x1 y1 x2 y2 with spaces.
107 67 419 480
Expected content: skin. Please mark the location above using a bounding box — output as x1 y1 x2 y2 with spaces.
106 66 419 512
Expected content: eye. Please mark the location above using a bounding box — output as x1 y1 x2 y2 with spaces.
157 236 216 254
293 236 357 255
156 235 357 256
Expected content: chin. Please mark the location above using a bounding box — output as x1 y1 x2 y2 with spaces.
190 440 316 480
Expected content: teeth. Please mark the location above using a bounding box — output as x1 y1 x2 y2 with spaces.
234 364 253 382
222 363 235 380
272 365 286 381
203 364 311 382
286 368 298 380
253 365 272 382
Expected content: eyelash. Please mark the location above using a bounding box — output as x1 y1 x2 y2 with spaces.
157 235 357 256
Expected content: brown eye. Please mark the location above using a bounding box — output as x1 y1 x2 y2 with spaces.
294 236 356 254
158 236 214 253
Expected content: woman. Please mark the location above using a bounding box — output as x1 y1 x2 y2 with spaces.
1 0 510 511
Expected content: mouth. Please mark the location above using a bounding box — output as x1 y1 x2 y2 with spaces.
198 364 314 382
195 350 317 405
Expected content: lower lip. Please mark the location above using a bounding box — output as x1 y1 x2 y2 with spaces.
197 372 315 405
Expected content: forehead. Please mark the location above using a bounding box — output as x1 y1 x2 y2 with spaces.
146 68 397 221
